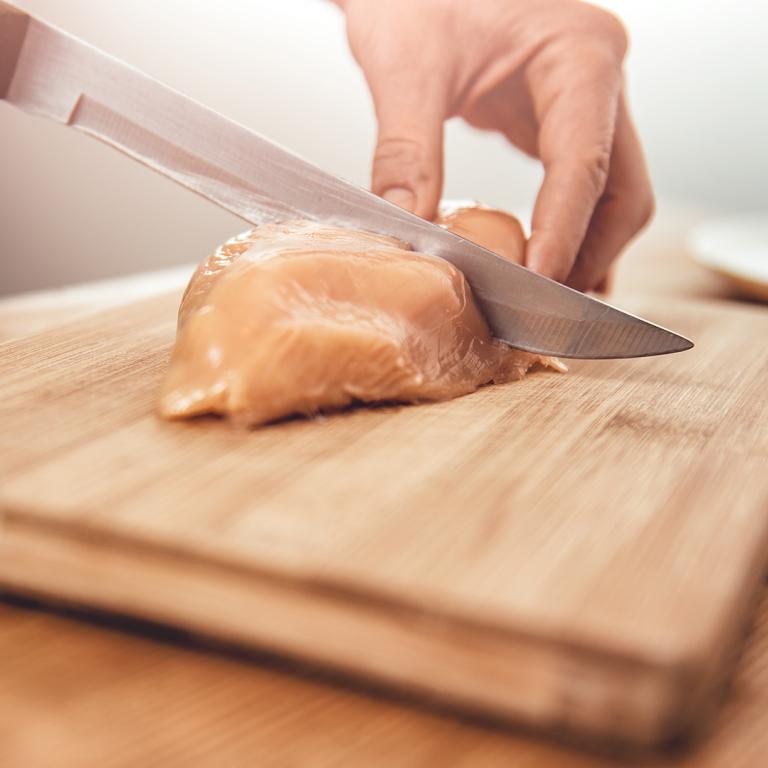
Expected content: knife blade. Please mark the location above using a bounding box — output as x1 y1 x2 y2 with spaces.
0 3 692 358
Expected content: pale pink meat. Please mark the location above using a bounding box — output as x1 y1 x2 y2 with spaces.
159 206 564 426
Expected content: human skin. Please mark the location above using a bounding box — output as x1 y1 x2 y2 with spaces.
330 0 654 291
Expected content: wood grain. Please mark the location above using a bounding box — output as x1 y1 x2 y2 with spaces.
1 290 767 750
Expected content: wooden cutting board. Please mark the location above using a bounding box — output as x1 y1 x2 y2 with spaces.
1 290 767 751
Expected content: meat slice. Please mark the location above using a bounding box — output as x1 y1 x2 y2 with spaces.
159 206 564 426
436 201 528 264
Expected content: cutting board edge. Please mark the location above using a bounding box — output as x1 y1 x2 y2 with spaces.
0 510 731 751
2 496 751 676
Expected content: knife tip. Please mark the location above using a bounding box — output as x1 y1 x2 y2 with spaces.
665 333 695 355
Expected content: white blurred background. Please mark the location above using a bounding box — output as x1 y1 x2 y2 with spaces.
1 0 766 295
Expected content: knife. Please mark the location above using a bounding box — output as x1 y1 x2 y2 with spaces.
0 2 692 359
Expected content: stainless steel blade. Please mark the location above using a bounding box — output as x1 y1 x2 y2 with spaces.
0 4 692 358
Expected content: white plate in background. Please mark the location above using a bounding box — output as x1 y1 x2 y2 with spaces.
688 213 768 301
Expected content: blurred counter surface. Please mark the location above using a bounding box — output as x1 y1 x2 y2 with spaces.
1 210 767 767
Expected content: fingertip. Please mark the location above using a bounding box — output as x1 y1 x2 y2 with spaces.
414 187 441 221
525 230 575 283
381 187 416 213
592 270 615 296
378 183 439 220
372 139 443 220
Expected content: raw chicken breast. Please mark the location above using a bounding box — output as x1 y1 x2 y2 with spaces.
159 205 564 426
436 202 527 264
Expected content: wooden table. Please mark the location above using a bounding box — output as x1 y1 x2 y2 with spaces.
1 223 766 767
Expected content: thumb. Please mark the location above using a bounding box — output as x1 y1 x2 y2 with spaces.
370 84 446 220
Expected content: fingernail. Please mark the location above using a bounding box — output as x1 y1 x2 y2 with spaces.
382 187 416 212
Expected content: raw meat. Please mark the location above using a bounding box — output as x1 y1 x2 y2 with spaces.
436 202 527 264
159 205 564 426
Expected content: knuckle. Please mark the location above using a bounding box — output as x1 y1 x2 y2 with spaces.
373 137 433 185
581 148 612 199
632 189 656 230
610 185 655 235
599 11 630 58
575 6 629 62
374 136 424 165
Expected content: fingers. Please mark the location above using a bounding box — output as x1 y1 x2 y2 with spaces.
339 0 448 219
368 72 447 220
566 95 655 291
592 269 615 295
525 54 623 281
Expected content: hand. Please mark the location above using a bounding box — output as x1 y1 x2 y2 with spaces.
333 0 654 291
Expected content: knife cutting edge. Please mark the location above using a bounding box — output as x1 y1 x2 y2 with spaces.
0 2 693 359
